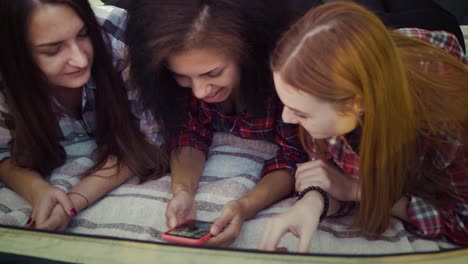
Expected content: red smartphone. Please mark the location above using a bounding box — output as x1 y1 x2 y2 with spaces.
162 219 213 246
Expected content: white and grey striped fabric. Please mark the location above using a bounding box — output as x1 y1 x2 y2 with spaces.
0 133 457 254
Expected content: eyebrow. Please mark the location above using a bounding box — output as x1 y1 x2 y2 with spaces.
172 66 225 77
199 66 224 76
35 25 86 48
36 41 62 48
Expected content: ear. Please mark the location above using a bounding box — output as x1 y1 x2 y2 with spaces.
353 96 365 114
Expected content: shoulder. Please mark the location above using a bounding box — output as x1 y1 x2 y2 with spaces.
0 80 9 114
0 81 13 135
419 123 467 170
92 5 127 36
395 28 458 46
92 5 128 71
395 28 467 63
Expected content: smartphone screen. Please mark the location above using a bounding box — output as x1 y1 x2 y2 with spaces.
166 220 212 239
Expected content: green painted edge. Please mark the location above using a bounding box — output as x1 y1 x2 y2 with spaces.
1 227 467 264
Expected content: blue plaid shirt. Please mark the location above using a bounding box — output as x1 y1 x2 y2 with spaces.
0 5 161 160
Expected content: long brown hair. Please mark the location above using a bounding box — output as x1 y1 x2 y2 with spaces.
0 0 168 180
271 2 468 234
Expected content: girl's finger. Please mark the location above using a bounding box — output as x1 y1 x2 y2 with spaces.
297 180 322 193
34 199 56 226
258 220 288 251
55 191 77 217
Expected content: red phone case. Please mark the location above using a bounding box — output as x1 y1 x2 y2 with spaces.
162 219 213 246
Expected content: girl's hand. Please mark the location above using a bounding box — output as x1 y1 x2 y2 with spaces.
165 190 196 228
34 203 72 231
295 160 360 201
25 183 76 228
205 200 246 247
258 191 324 252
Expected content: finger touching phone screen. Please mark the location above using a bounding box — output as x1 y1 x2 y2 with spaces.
162 219 213 245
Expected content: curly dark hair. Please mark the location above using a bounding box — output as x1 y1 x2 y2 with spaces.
127 0 297 141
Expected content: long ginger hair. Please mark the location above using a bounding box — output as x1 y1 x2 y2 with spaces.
271 1 468 234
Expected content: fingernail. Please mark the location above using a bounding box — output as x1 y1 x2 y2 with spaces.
168 220 175 228
70 208 78 216
210 226 218 235
26 218 32 224
278 247 289 252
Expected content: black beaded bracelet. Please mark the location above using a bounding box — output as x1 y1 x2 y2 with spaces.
297 186 329 223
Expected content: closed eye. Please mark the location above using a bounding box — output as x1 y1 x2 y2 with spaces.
295 112 308 119
206 69 223 78
77 26 89 38
39 45 62 56
286 106 309 118
172 73 186 79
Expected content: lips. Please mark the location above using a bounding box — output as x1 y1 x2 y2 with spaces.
203 87 225 103
66 66 87 75
207 90 219 98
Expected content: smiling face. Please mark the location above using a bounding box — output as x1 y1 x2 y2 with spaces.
167 48 241 104
273 72 361 139
28 3 94 89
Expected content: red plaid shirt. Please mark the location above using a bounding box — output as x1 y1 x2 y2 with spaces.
316 28 468 245
172 96 308 177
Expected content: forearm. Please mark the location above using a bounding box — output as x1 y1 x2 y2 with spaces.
0 158 49 203
295 187 341 218
170 147 205 196
238 169 294 220
68 157 133 212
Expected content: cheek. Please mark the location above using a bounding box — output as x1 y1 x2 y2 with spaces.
300 119 317 134
34 56 65 79
174 78 192 88
218 77 235 88
336 115 358 134
82 39 94 63
221 67 241 87
302 117 335 136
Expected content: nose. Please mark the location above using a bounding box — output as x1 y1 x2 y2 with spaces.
68 42 88 68
282 106 297 124
191 79 212 99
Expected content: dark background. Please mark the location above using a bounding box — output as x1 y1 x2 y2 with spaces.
101 0 468 24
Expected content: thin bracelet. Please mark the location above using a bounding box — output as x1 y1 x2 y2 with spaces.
68 192 90 208
297 186 329 223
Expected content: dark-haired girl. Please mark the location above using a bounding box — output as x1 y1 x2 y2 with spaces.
0 0 168 231
127 0 308 246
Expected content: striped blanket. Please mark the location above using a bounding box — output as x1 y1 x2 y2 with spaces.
0 133 456 254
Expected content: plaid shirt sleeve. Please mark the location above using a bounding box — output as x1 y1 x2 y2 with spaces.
396 28 468 64
93 5 127 72
93 5 163 145
307 139 359 217
405 131 468 245
261 99 308 177
171 97 214 155
0 85 13 161
395 28 468 244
